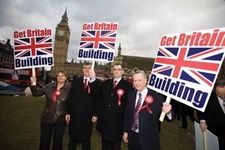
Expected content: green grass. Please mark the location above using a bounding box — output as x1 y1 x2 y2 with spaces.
0 95 195 150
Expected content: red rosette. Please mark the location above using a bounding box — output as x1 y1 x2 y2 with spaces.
145 96 153 104
117 89 124 106
140 95 154 113
52 90 61 102
55 90 61 96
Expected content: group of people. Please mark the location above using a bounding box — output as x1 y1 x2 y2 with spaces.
29 61 225 150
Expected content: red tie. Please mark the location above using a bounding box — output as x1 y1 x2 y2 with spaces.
84 79 88 90
113 80 117 88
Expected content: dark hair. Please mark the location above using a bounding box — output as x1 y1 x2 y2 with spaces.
57 71 67 77
215 80 225 87
113 63 123 68
83 61 92 66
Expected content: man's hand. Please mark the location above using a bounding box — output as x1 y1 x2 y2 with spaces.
162 103 172 114
199 121 208 132
30 76 37 86
92 116 98 123
123 132 128 143
65 114 70 125
90 70 96 79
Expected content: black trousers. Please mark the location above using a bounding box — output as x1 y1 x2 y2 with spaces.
128 131 141 150
181 104 197 128
39 122 66 150
68 139 90 150
101 138 121 150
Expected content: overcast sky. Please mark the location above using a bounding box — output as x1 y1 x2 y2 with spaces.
0 0 225 60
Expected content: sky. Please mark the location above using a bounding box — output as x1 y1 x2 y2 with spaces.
0 0 225 61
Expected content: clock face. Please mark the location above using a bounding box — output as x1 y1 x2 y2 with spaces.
58 30 64 36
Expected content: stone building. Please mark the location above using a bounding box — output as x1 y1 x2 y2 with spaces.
50 10 225 81
0 39 14 68
1 10 222 83
50 10 155 80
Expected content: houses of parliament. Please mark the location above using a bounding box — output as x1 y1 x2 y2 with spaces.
0 10 224 81
50 10 155 79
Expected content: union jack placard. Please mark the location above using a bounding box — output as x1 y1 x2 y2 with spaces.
148 28 225 112
80 30 116 49
77 22 118 62
14 36 52 57
13 28 53 69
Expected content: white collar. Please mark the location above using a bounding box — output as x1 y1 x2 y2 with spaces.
114 77 122 83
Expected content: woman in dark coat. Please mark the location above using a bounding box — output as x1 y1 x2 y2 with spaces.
30 71 70 150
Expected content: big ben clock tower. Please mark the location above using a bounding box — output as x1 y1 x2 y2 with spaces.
50 9 70 77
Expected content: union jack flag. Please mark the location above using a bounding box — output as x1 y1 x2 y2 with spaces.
14 36 52 58
79 30 116 49
152 47 224 87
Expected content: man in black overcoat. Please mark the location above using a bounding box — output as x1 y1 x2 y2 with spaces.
198 80 225 150
97 63 133 150
66 62 102 150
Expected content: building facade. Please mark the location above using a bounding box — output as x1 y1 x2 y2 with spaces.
0 10 224 84
48 10 225 81
50 9 70 78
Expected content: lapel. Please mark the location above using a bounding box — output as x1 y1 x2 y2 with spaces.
214 96 225 115
131 91 138 111
80 76 84 84
140 89 156 114
113 78 123 89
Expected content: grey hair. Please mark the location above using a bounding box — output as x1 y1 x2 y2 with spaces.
133 70 147 78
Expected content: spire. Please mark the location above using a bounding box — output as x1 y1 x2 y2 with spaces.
60 8 68 24
118 43 122 56
63 8 67 18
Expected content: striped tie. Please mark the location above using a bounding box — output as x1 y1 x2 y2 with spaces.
131 92 142 133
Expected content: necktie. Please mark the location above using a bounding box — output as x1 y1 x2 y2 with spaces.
113 80 117 88
132 92 142 133
84 79 88 90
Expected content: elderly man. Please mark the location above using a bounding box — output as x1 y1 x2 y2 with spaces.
123 70 171 150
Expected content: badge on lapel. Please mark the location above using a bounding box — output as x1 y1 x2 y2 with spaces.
140 95 154 113
117 89 124 106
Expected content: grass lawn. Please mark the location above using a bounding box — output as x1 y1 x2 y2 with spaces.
0 95 195 150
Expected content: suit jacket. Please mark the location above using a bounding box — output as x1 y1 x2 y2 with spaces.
123 88 164 150
97 78 133 142
198 91 225 149
66 76 101 141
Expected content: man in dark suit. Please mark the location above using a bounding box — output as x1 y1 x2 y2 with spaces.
65 62 102 150
198 80 225 150
123 70 171 150
97 63 133 150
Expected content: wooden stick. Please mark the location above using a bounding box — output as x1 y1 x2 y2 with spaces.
91 60 95 70
159 96 171 122
31 68 36 86
203 131 208 150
